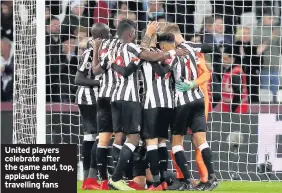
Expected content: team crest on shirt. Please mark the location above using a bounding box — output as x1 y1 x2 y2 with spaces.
164 57 172 65
99 49 108 57
115 56 124 66
85 62 91 69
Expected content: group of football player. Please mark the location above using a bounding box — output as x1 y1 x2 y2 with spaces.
75 19 218 191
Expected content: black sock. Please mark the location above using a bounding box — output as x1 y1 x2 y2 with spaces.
112 143 135 182
112 144 122 168
82 140 94 180
124 157 133 180
147 146 161 187
146 180 153 188
88 139 98 178
201 147 215 180
158 145 168 182
174 149 191 180
96 146 109 180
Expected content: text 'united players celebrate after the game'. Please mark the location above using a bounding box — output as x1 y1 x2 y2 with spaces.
75 19 218 191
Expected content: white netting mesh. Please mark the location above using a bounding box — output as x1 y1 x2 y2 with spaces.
12 0 282 181
13 0 37 144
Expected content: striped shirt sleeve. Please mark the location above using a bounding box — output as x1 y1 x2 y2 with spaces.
127 43 142 58
77 49 92 73
185 41 202 52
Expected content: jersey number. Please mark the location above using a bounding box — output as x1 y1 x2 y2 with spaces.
114 56 125 77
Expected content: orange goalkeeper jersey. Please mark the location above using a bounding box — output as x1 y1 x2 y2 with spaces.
195 53 210 120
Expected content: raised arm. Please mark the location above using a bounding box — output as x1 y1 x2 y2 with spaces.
140 21 159 48
91 39 105 75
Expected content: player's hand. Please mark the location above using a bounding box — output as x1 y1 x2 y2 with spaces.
175 80 197 92
93 38 102 49
146 21 160 35
175 81 190 92
175 48 189 57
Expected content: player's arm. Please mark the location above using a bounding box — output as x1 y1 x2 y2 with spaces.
139 48 188 62
74 71 101 86
75 54 101 87
140 21 159 48
231 74 242 112
151 57 178 77
111 60 140 77
194 54 211 86
151 62 171 77
185 41 213 53
92 39 105 75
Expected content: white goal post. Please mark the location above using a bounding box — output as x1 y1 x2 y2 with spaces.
13 0 46 144
12 0 282 181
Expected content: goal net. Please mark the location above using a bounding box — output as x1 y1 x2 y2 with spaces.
13 0 282 181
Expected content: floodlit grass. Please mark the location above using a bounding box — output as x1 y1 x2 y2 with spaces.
77 181 282 193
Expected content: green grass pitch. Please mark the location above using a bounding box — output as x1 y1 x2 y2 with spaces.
77 181 282 193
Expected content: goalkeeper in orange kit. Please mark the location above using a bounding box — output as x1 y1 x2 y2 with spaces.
170 50 212 190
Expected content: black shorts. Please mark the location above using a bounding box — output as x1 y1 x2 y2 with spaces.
78 104 97 134
133 146 148 177
171 98 207 136
97 97 114 133
142 108 173 139
111 101 142 135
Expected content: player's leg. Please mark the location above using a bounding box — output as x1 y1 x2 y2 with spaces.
109 101 141 190
96 97 113 189
132 146 147 190
79 104 100 190
169 104 194 190
81 134 94 189
110 100 124 168
142 108 162 190
194 92 209 185
172 96 209 185
112 132 124 167
157 108 173 189
190 98 218 191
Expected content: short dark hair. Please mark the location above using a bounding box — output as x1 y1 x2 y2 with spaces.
117 19 136 38
90 23 110 39
157 33 175 43
214 15 223 22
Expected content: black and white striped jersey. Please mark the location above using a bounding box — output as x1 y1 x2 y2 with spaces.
141 48 174 109
75 47 99 105
172 41 204 106
98 38 121 98
111 43 143 102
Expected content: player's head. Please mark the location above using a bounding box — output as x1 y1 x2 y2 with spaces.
90 23 111 39
157 33 175 52
117 19 137 43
